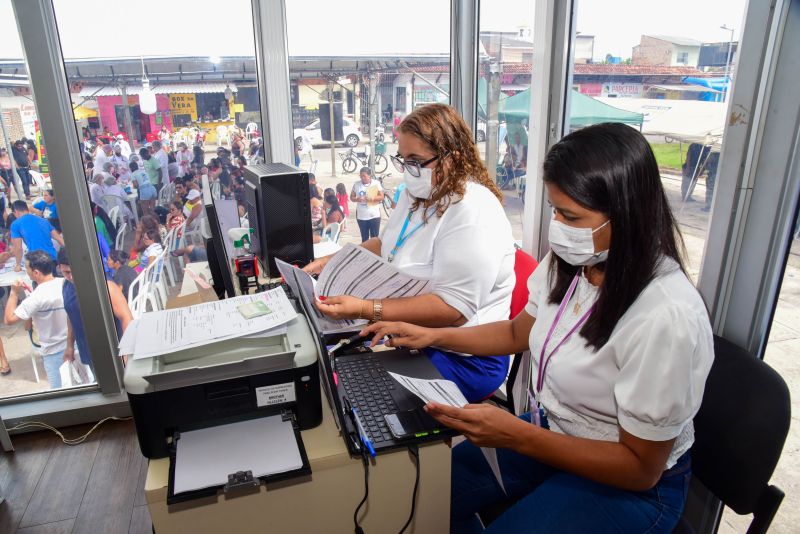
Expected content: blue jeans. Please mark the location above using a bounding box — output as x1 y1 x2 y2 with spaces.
357 217 380 242
42 350 65 389
451 414 691 533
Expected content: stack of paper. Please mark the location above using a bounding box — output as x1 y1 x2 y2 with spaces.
275 245 430 335
118 287 297 360
388 372 469 408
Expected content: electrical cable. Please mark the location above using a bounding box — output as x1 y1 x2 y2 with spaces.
6 416 131 446
398 444 420 534
353 449 370 534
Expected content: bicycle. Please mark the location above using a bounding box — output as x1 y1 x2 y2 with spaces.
338 146 389 174
376 172 394 217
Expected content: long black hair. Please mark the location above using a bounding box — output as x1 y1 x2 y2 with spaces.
543 122 686 350
90 201 118 243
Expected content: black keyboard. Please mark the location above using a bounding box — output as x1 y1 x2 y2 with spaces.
337 355 399 443
263 281 292 298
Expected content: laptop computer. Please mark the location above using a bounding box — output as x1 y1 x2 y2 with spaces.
288 267 455 455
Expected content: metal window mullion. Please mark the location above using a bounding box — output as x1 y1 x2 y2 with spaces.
450 0 480 132
521 0 573 258
251 0 294 165
12 0 121 394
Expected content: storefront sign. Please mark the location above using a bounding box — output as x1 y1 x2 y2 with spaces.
601 83 643 98
169 93 198 120
578 83 603 96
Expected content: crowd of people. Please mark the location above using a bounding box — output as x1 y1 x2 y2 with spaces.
0 123 261 386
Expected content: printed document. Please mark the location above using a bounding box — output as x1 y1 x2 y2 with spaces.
388 372 468 408
128 288 296 359
315 243 430 300
275 258 368 334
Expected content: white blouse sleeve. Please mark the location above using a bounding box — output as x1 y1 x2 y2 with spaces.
430 220 511 321
614 305 714 442
523 252 552 319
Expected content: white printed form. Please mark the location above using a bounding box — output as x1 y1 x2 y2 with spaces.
131 288 297 360
315 243 431 300
388 372 469 408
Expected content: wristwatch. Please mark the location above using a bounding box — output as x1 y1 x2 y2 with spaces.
372 299 383 323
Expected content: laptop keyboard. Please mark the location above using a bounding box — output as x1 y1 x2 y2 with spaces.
337 355 399 443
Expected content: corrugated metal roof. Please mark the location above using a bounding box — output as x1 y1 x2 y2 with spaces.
78 82 237 98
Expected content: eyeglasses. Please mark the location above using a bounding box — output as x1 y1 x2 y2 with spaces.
390 153 445 177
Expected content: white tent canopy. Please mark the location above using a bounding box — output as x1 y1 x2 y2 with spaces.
595 97 727 148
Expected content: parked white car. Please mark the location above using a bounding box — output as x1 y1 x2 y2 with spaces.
294 118 361 148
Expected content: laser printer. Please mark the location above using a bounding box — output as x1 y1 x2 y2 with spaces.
124 309 322 461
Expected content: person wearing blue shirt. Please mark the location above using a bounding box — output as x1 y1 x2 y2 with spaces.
32 189 60 232
9 200 63 270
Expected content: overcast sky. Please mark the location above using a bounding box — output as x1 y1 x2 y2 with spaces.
0 0 746 62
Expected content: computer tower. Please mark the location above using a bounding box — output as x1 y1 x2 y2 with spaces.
243 163 314 278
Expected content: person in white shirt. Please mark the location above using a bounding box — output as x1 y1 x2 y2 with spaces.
4 250 69 389
88 170 106 207
175 142 192 176
350 167 384 242
115 134 132 158
362 122 714 533
140 228 164 271
306 104 515 402
93 142 113 171
152 140 170 189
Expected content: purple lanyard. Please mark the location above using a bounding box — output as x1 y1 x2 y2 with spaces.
534 273 595 403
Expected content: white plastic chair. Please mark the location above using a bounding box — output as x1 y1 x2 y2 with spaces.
178 128 193 148
216 125 231 147
162 224 184 287
29 170 50 193
157 182 175 208
108 206 120 228
102 194 127 219
322 222 341 243
115 221 128 252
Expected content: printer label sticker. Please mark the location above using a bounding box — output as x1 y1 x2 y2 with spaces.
256 383 296 407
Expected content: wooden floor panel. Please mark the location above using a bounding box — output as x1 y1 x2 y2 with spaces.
0 420 152 534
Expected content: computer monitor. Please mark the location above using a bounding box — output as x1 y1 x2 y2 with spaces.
243 163 314 278
203 187 237 298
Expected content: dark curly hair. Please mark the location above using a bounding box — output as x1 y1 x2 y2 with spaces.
398 104 502 221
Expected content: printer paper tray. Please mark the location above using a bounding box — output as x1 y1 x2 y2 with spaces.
166 412 311 505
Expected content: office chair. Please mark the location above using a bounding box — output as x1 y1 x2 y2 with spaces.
673 335 790 534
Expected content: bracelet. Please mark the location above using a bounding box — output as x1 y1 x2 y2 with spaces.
358 299 366 320
371 299 383 323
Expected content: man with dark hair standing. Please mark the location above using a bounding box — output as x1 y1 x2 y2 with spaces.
4 250 68 389
152 140 169 191
9 200 63 271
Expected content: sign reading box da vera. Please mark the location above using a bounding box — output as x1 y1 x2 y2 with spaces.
169 93 198 120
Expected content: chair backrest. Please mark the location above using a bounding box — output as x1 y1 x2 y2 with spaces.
510 247 539 319
246 122 258 133
102 194 125 214
216 125 229 137
692 336 790 515
158 182 175 207
322 222 341 243
115 221 128 251
108 206 120 228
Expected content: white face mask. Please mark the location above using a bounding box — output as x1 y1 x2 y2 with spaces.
404 167 434 199
548 214 610 266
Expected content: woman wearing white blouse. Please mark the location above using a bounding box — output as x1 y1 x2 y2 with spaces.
304 104 515 402
362 122 714 533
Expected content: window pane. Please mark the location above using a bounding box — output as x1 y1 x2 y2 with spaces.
47 0 262 375
567 0 746 281
0 0 107 398
477 0 535 245
286 0 450 245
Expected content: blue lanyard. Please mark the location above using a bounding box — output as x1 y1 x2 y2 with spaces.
388 210 426 263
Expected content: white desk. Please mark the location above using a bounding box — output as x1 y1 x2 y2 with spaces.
0 261 33 288
145 395 451 533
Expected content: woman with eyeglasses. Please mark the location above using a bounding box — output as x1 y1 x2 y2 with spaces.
304 103 515 402
361 123 713 533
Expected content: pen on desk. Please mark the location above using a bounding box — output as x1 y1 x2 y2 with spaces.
342 397 361 452
352 407 376 457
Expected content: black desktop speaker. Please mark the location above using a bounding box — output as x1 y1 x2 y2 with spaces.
243 163 314 278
